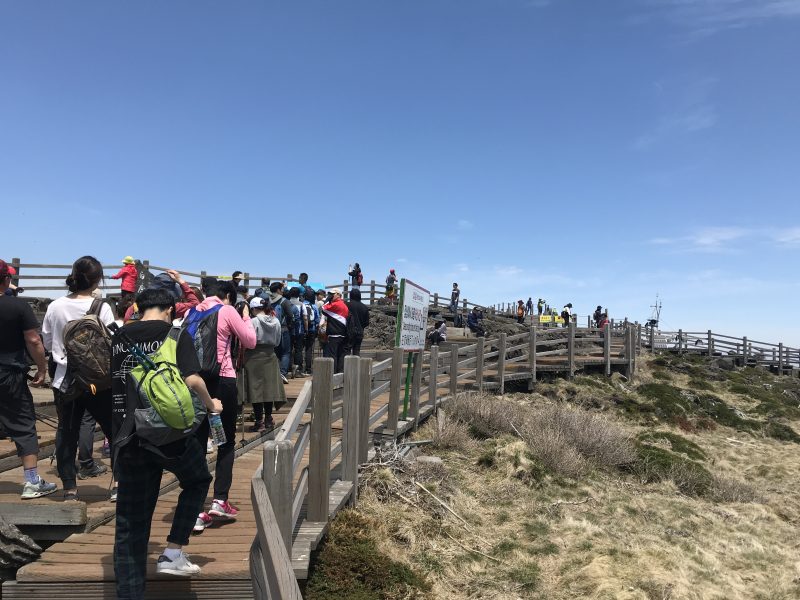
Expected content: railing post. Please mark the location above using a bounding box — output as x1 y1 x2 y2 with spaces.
707 330 713 357
243 271 250 292
604 323 611 376
778 343 784 375
309 357 333 522
742 336 748 365
370 280 376 305
626 326 634 379
476 338 485 392
429 345 439 409
342 356 360 506
343 279 349 301
450 345 459 397
387 347 403 435
433 292 439 307
263 440 294 552
677 329 683 353
411 352 422 428
11 257 20 288
286 273 293 283
568 323 575 378
529 326 537 384
358 357 372 464
649 326 655 353
462 298 467 310
498 333 507 395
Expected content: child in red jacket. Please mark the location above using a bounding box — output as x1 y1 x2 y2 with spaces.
111 256 138 297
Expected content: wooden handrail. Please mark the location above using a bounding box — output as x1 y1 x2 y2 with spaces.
275 381 312 442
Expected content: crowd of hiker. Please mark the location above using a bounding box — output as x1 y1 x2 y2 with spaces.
0 256 384 599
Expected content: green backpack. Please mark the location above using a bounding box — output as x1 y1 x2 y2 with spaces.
127 329 206 447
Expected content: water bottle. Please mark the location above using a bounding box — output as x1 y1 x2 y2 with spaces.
209 413 227 446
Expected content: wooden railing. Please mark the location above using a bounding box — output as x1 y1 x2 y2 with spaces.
247 322 639 597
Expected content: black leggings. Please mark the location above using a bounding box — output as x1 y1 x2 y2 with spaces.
194 376 237 501
54 388 113 490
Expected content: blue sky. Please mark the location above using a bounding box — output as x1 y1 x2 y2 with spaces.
2 1 799 343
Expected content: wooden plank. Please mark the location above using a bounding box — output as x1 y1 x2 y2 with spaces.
275 381 312 442
0 501 87 526
530 326 537 384
357 358 372 464
568 323 575 378
450 345 459 397
498 333 507 395
308 358 333 522
262 440 293 554
604 324 611 376
341 355 360 505
250 477 303 599
387 347 403 437
428 345 439 409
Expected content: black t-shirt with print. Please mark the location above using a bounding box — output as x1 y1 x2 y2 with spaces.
0 296 39 368
111 320 200 452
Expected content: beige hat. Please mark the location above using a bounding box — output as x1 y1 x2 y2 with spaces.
122 256 134 264
329 288 342 296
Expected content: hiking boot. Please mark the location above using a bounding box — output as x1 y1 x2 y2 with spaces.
208 499 239 520
110 487 118 502
193 512 212 534
78 462 108 479
248 420 263 433
264 417 275 430
21 478 58 500
156 551 201 577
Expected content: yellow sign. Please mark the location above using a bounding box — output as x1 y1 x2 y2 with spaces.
537 315 564 324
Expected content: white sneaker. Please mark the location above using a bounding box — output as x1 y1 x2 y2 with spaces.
21 478 57 500
206 439 214 454
280 373 289 384
156 551 201 577
193 512 212 534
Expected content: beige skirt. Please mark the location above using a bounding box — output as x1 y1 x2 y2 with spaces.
243 346 286 409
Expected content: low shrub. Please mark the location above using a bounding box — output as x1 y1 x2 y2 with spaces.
445 392 527 439
630 444 712 497
637 431 706 461
708 475 762 503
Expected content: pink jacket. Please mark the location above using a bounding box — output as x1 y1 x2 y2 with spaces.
194 296 256 378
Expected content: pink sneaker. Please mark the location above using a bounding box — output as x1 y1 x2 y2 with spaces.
208 499 239 520
193 512 212 533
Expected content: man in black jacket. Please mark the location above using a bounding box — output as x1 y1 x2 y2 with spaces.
269 282 295 382
344 288 370 357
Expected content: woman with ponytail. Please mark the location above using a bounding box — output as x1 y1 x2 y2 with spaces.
42 256 116 499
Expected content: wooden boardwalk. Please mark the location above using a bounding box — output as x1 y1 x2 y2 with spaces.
4 325 639 599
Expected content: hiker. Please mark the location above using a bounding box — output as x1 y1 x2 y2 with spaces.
1 262 23 296
593 305 603 328
428 319 447 346
322 288 349 373
287 287 305 378
561 303 573 327
385 269 397 302
0 259 57 499
345 288 370 357
301 288 320 376
467 307 485 337
111 256 138 298
516 300 526 324
42 256 115 500
111 288 223 596
537 298 545 316
598 312 609 331
449 283 460 313
244 297 285 433
526 297 533 316
185 279 255 526
297 272 310 297
316 289 328 355
123 270 200 322
269 282 295 383
254 277 270 301
77 411 107 480
231 271 244 288
348 263 363 291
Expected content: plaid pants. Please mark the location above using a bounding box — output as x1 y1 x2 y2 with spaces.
114 437 212 600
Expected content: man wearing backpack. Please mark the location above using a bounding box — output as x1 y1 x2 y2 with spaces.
287 287 304 378
301 288 320 376
0 260 57 499
449 283 460 313
345 288 370 357
111 288 223 596
184 280 255 524
42 256 115 500
269 282 294 383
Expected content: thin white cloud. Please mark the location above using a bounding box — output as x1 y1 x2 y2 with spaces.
639 0 800 37
772 227 800 246
456 219 474 231
634 77 718 150
649 226 751 253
